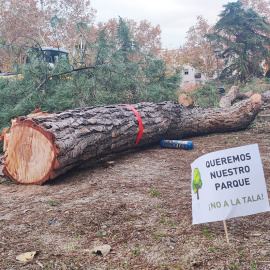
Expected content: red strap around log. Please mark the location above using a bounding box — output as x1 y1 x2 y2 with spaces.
123 104 143 147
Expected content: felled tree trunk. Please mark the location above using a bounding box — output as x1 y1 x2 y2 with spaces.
3 94 263 185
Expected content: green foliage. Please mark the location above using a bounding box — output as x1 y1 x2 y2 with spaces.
206 0 270 83
50 15 63 29
48 201 55 206
190 77 270 109
241 78 270 94
189 81 221 107
131 243 141 256
150 189 162 196
0 18 180 133
89 18 180 104
95 231 107 238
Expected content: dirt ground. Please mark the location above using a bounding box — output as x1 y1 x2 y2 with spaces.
0 118 270 270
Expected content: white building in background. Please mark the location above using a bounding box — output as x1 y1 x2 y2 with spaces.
180 65 208 88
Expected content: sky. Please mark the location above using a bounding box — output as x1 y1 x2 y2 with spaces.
90 0 237 49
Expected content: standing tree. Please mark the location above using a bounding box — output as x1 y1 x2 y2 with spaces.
88 18 180 105
95 18 162 55
38 0 96 50
181 15 217 80
0 0 46 71
206 0 270 83
159 49 185 78
0 0 96 71
240 0 270 21
0 17 180 130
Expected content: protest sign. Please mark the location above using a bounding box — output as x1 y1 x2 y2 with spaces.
191 144 270 225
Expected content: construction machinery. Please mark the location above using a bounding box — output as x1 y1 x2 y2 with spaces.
0 45 70 80
26 45 70 65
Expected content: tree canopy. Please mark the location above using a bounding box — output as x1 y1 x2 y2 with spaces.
240 0 270 21
0 18 180 132
0 0 162 72
181 15 216 80
206 0 270 82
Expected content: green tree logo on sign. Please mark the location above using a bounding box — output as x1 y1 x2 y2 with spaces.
193 168 203 200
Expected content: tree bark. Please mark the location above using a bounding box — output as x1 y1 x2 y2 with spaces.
219 86 254 108
2 95 263 185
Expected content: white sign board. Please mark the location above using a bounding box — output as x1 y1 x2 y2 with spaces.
191 144 270 225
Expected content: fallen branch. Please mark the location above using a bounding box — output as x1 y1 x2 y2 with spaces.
219 86 254 108
35 66 96 91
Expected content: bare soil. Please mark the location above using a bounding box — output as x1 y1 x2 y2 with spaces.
0 119 270 270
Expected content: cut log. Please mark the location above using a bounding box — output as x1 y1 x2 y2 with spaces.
219 86 254 108
3 97 263 185
178 93 194 107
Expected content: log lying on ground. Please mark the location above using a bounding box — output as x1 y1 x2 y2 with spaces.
3 95 263 185
219 86 254 108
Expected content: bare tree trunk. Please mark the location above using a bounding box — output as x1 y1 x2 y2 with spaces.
3 95 263 185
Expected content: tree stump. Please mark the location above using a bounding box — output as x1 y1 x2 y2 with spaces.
2 97 263 185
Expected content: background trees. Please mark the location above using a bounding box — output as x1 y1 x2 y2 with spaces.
1 0 270 130
0 0 96 71
180 16 217 81
0 0 162 72
96 18 162 55
240 0 270 21
0 18 180 131
206 0 270 83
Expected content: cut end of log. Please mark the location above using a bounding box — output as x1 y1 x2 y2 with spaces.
250 93 262 103
178 93 194 107
3 120 58 185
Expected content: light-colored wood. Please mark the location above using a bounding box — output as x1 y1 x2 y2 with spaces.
223 220 229 243
219 86 240 108
219 86 256 108
251 93 262 103
178 93 194 107
3 123 57 184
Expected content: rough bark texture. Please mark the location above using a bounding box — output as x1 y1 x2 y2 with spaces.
3 97 263 185
219 86 254 108
261 90 270 102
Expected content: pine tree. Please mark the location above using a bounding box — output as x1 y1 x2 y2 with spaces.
206 0 270 82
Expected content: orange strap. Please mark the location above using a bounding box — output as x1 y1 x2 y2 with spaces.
123 104 143 147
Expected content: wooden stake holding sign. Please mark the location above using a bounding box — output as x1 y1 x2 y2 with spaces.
191 144 270 243
223 220 229 243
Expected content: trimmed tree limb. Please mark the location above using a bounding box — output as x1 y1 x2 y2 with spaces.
219 86 254 108
36 66 96 91
3 95 263 185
